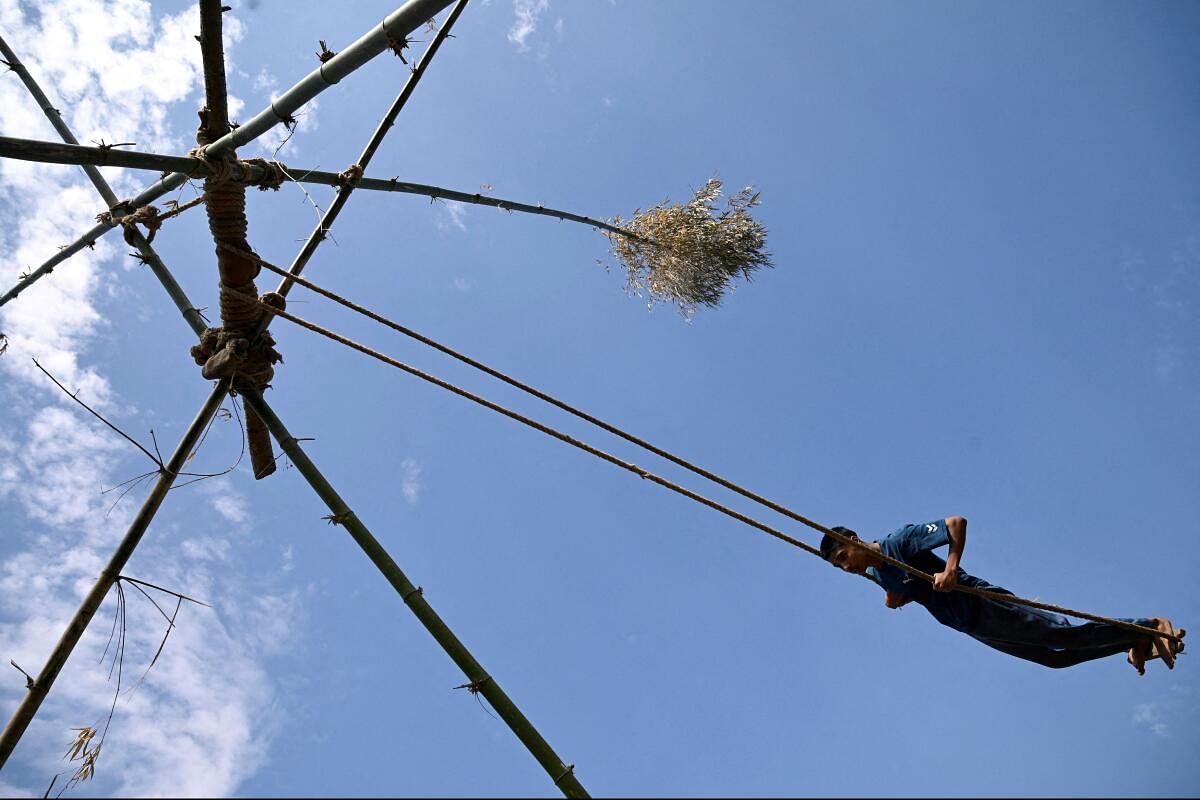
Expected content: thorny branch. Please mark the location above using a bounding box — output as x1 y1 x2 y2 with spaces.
31 357 163 468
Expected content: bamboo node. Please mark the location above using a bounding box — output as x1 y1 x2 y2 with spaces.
453 676 491 695
9 659 33 688
386 33 411 63
322 512 352 526
402 585 424 603
553 764 576 785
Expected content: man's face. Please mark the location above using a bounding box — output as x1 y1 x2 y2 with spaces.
828 540 872 575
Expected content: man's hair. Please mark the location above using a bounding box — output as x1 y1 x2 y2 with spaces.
820 526 859 562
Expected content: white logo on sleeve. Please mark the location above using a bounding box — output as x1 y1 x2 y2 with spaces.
925 524 937 533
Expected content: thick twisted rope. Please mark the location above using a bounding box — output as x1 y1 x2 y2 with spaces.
218 272 1179 645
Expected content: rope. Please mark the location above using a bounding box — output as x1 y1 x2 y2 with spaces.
95 196 207 245
220 280 1179 645
240 157 287 191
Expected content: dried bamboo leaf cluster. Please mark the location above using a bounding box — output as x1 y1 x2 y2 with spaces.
606 178 771 315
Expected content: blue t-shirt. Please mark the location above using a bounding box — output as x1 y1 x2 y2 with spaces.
867 519 1009 633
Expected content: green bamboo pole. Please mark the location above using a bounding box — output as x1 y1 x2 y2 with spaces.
240 390 589 798
0 0 455 309
0 381 230 769
0 135 635 246
0 135 258 182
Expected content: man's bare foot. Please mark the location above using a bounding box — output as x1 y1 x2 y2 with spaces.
1151 618 1177 670
1128 640 1151 675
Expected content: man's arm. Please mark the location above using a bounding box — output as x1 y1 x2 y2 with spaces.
932 515 967 591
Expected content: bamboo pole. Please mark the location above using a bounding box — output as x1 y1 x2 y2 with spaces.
0 0 455 309
0 135 257 180
0 135 636 250
0 381 231 769
240 390 589 799
195 0 277 479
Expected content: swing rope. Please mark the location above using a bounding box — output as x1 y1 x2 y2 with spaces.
219 249 1181 646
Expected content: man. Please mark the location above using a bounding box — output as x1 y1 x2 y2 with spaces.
820 516 1180 672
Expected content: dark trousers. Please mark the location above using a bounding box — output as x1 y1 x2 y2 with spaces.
968 598 1153 669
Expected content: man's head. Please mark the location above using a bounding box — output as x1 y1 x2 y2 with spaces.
820 526 875 575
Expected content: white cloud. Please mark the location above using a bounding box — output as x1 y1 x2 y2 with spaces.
203 478 250 525
400 457 422 504
181 536 232 561
1132 703 1170 738
437 199 469 233
507 0 550 53
452 277 473 291
0 2 289 795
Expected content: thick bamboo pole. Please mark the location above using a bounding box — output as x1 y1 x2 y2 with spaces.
196 0 277 479
240 390 589 799
0 0 455 309
0 381 230 769
0 135 255 180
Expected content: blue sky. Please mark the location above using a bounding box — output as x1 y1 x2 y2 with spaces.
1 0 1198 796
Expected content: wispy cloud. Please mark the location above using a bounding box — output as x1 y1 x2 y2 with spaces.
1132 703 1170 738
203 478 250 525
400 457 423 504
437 199 469 233
508 0 550 53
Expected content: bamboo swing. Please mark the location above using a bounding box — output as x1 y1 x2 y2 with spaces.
0 0 1182 796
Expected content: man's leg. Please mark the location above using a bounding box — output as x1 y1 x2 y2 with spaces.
973 599 1160 658
970 635 1133 669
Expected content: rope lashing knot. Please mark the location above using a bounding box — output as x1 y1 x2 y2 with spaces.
96 204 164 245
190 326 280 388
337 163 363 189
239 157 287 191
186 145 238 183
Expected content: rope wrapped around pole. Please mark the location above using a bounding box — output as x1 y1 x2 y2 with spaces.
194 0 279 479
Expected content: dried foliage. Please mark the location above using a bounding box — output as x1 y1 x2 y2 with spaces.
606 178 771 316
64 726 100 786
